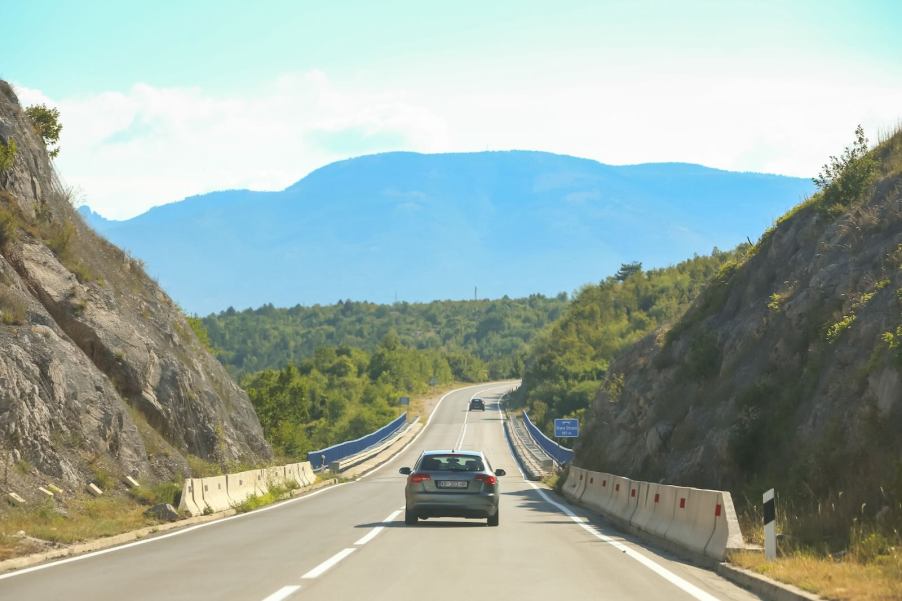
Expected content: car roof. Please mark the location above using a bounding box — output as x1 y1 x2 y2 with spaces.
422 449 483 457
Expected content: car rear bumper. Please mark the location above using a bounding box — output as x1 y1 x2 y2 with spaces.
406 492 498 518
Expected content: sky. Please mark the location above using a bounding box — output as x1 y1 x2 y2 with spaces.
1 0 900 219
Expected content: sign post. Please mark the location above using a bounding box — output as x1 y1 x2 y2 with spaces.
763 488 776 560
399 396 410 406
553 418 580 438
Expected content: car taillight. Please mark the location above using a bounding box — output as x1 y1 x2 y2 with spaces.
408 473 431 484
475 474 496 487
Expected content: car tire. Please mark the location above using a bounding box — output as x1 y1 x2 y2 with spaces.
487 510 499 527
405 507 417 525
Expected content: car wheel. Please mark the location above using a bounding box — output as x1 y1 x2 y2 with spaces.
487 510 499 527
405 507 418 525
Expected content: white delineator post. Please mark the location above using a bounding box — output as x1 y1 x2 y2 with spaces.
763 488 776 560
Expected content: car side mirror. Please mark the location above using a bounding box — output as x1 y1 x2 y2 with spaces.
399 467 412 475
495 469 506 477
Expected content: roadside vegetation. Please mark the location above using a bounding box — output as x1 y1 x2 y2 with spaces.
0 482 181 562
510 247 745 433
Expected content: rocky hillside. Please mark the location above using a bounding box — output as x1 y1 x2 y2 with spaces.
577 129 901 542
0 81 270 498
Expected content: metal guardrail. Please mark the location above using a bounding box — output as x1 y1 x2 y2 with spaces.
522 411 574 466
309 412 407 471
327 416 420 472
507 415 554 479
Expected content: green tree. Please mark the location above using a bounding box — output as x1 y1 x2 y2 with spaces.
25 104 63 159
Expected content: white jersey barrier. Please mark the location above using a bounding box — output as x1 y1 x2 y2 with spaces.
177 460 317 517
560 467 744 561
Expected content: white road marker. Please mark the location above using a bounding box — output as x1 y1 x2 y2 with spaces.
354 527 384 546
261 585 301 601
301 548 357 579
496 396 722 601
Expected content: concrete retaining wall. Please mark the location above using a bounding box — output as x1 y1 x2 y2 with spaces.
178 460 317 517
559 468 744 561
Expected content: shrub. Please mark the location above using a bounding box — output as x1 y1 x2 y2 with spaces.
813 125 878 211
25 104 62 158
0 136 16 172
0 287 27 325
0 205 18 247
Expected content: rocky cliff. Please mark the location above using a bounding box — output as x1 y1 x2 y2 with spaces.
577 130 901 535
0 81 270 498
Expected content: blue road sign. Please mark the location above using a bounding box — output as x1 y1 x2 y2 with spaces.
554 418 579 438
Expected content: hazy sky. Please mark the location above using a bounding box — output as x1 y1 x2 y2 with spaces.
2 0 900 219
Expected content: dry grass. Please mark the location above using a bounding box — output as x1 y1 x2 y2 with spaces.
730 549 902 601
0 494 156 561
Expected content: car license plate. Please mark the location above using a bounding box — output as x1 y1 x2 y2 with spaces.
437 480 468 489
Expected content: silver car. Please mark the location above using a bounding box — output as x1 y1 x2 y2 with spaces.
400 450 506 526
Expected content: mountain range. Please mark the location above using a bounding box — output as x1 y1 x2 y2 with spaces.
80 151 814 314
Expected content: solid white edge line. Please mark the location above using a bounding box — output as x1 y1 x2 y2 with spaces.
261 585 301 601
0 481 349 582
301 548 356 579
496 396 722 601
0 382 515 583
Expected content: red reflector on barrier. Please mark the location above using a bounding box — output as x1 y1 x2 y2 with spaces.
679 498 686 509
715 504 722 517
654 493 660 503
590 478 593 484
579 474 583 480
602 480 607 487
615 483 620 492
631 489 636 497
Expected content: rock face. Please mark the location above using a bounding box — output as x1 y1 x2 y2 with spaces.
0 81 270 497
577 132 901 516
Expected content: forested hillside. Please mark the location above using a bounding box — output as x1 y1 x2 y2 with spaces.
241 332 462 457
204 294 569 377
512 247 745 433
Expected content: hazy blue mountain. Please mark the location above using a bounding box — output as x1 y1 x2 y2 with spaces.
81 151 814 314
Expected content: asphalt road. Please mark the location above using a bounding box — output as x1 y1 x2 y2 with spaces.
0 382 762 600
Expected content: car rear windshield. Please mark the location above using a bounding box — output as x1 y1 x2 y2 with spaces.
419 454 485 472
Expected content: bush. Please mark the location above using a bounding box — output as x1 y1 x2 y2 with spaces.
0 287 27 325
25 104 62 159
813 125 878 211
0 136 16 172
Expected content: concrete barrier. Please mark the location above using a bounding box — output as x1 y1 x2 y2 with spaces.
177 478 203 516
199 475 230 512
580 472 613 514
264 466 287 488
663 488 715 555
564 467 590 502
562 467 583 501
254 469 269 495
704 490 745 559
630 482 662 532
283 463 303 488
607 476 633 521
301 462 315 485
557 466 745 562
226 470 258 506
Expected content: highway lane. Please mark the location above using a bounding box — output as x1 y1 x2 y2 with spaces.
0 383 761 600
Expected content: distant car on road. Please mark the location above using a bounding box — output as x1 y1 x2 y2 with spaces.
400 450 505 526
468 398 485 411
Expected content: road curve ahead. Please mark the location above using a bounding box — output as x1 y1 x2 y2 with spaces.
0 383 762 601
